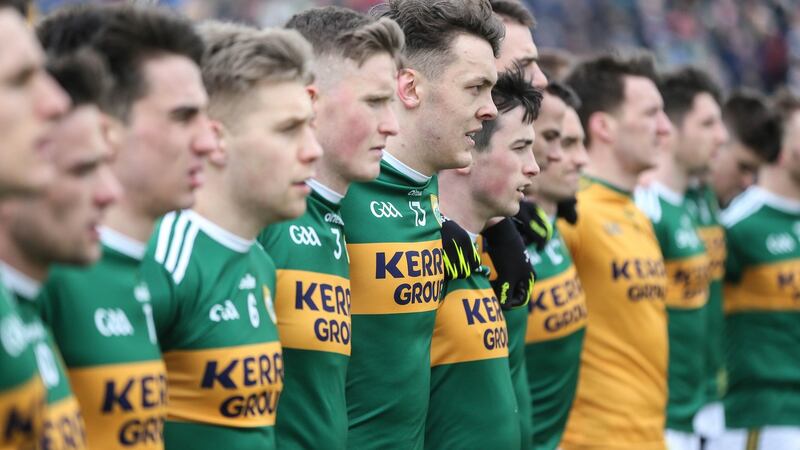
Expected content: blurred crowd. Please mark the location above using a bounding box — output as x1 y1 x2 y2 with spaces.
33 0 800 94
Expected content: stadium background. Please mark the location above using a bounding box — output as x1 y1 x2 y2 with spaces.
33 0 800 94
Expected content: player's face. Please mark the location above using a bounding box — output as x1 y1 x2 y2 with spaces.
314 53 398 183
0 10 70 197
228 81 321 224
116 55 216 217
538 107 588 202
613 75 671 175
675 93 728 175
494 19 547 89
5 106 120 266
709 139 763 207
531 92 566 172
471 107 539 217
781 111 800 186
417 33 498 172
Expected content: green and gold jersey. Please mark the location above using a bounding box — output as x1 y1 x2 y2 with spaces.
636 182 711 432
0 272 45 450
142 210 282 450
39 228 166 450
258 181 350 450
721 186 800 428
339 153 444 450
685 184 727 403
426 264 519 449
478 235 533 449
525 222 587 450
560 177 668 450
2 264 86 450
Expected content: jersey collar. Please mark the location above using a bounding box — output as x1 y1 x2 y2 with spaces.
753 186 800 214
100 226 146 260
0 262 41 301
186 210 254 253
307 179 344 205
651 181 684 206
382 151 431 184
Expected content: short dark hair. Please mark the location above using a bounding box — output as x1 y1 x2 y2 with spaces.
659 67 722 125
489 0 535 27
771 88 800 162
373 0 504 78
565 52 659 146
38 4 204 123
539 47 575 82
723 89 781 164
47 50 112 111
545 81 581 110
0 0 28 16
37 4 109 57
474 64 542 151
286 6 404 68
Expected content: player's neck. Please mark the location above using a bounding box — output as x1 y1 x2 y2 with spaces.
652 158 689 194
583 151 638 193
314 163 349 197
438 176 485 233
0 236 47 282
532 195 557 217
760 165 800 201
385 132 436 178
103 202 157 244
193 188 263 240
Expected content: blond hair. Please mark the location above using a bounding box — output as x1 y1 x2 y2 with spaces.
197 21 313 125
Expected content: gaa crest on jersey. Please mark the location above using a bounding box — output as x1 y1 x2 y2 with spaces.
263 285 277 324
0 314 25 357
133 282 151 303
603 222 622 236
431 194 443 227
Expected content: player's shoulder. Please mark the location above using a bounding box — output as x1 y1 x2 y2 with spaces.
635 182 685 224
721 187 770 230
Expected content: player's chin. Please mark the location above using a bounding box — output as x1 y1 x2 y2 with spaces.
495 196 520 218
66 244 102 268
171 189 197 212
350 164 382 183
283 197 309 221
440 148 473 171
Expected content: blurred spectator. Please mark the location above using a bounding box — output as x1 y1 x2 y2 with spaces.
33 0 800 93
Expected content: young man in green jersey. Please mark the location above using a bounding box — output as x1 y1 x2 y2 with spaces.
257 7 403 449
339 1 503 448
0 51 120 450
140 23 320 450
560 54 672 450
714 91 800 450
693 91 781 445
0 3 70 448
479 5 551 446
427 66 541 450
709 91 782 209
634 67 728 450
35 6 216 449
524 81 589 450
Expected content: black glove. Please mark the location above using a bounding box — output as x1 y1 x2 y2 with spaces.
481 218 535 310
440 216 481 281
511 200 553 252
556 197 578 224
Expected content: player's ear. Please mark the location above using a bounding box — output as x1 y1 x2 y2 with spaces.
208 120 228 167
588 111 616 145
397 68 422 110
99 113 124 155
